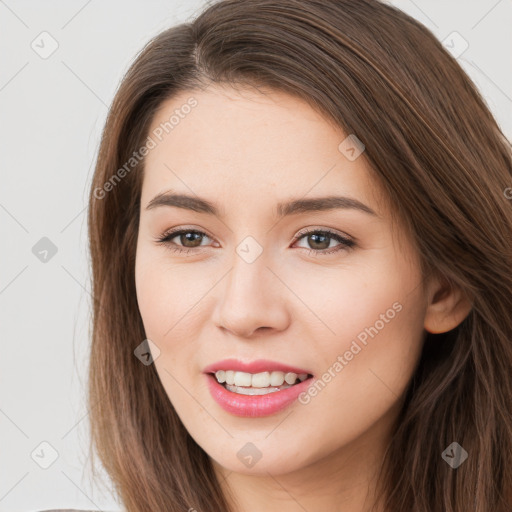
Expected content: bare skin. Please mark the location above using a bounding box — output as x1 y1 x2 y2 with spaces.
134 84 472 512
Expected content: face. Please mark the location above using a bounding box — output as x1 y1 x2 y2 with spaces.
134 84 430 478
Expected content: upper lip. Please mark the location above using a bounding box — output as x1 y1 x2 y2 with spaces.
203 358 313 376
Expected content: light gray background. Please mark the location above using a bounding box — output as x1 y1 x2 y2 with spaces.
1 1 511 511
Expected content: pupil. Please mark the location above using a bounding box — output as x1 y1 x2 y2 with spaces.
181 232 202 247
310 233 329 250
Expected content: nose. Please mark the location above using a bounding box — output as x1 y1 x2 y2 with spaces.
211 251 290 339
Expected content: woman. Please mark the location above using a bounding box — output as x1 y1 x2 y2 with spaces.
87 0 512 510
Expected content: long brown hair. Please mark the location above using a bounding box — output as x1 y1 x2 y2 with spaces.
87 1 512 510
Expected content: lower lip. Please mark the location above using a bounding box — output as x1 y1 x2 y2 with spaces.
205 373 314 417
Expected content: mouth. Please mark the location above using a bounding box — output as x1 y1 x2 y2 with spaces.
208 370 314 396
202 359 316 416
205 370 314 418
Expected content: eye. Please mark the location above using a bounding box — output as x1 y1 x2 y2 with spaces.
292 228 355 256
155 227 355 256
155 227 214 255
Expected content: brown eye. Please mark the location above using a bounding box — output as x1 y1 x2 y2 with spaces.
157 229 212 252
304 232 331 250
293 229 355 256
176 231 205 248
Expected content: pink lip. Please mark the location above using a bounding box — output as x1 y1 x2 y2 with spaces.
202 358 313 375
202 359 315 418
205 373 315 417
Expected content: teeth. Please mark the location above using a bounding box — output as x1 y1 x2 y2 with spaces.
215 370 226 383
252 371 271 387
270 371 285 386
214 370 309 388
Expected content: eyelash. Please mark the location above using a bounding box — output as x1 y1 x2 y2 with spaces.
155 227 355 257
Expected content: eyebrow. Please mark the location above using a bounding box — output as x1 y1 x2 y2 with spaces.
145 190 378 218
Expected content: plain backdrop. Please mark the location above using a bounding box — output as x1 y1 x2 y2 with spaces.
1 1 511 511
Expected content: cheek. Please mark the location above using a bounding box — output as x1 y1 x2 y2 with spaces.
135 245 199 338
134 251 206 418
289 246 422 355
297 260 426 435
134 246 214 385
301 302 424 448
135 249 165 338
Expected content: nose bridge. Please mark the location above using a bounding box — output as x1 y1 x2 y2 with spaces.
225 240 275 310
229 243 270 297
213 237 289 336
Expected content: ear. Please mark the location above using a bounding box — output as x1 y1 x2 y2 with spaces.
424 274 473 334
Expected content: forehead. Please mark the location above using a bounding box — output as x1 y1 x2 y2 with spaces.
141 84 387 218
